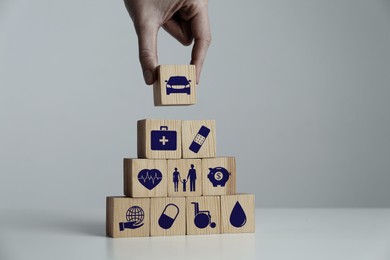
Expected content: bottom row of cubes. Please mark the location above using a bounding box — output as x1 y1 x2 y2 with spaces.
106 194 255 238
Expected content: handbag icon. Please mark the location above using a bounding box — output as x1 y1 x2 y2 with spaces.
151 126 177 151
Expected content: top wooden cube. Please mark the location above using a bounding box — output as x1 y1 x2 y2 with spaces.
153 65 197 106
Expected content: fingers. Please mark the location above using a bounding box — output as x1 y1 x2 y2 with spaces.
162 18 194 46
190 5 211 84
135 22 159 85
124 0 211 85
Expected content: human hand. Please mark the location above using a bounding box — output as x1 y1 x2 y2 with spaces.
124 0 211 85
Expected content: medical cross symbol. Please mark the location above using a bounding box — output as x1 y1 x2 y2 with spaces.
159 136 169 146
150 127 176 151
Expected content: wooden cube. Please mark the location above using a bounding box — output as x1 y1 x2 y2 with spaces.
167 159 202 197
153 65 197 106
150 197 186 236
106 196 150 238
182 120 216 159
202 157 236 196
137 119 182 159
124 159 167 197
186 196 221 235
220 194 255 234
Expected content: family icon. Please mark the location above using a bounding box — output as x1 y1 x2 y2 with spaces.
172 164 197 192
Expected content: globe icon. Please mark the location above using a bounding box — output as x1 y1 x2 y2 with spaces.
126 206 144 226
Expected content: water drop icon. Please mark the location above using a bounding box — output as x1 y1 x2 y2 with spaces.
229 201 247 228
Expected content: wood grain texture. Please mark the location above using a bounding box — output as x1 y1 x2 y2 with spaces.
123 158 167 197
167 159 202 197
137 119 182 159
182 120 216 159
220 194 255 234
153 65 197 106
186 196 221 235
150 197 186 236
106 196 150 238
202 157 236 196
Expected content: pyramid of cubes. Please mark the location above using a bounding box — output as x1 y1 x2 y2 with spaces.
106 65 255 237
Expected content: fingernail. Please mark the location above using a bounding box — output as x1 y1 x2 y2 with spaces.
143 70 153 85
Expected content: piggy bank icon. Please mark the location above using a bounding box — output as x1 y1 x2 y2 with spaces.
207 167 230 187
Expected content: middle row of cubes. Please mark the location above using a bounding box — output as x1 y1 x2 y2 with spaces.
124 157 236 197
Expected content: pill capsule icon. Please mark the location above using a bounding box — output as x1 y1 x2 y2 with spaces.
158 203 179 229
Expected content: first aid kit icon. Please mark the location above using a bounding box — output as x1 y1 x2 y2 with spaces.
151 126 177 151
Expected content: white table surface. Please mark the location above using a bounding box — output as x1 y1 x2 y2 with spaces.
1 208 389 260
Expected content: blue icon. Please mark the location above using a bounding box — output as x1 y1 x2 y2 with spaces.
172 164 197 192
230 202 247 228
189 126 210 153
187 164 197 192
138 169 163 190
119 206 144 231
192 202 216 229
151 126 177 151
182 179 187 191
207 167 230 187
165 76 191 95
158 203 179 229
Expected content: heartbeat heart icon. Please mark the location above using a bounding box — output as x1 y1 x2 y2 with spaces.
138 169 163 190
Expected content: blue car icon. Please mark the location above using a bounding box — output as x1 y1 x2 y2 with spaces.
165 76 191 95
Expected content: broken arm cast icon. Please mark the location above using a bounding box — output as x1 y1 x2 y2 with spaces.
189 126 210 153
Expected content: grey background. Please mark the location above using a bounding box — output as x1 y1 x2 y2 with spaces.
1 0 390 209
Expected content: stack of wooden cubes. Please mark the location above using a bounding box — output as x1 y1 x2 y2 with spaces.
106 65 255 238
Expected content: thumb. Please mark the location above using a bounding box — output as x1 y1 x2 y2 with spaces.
135 23 158 85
